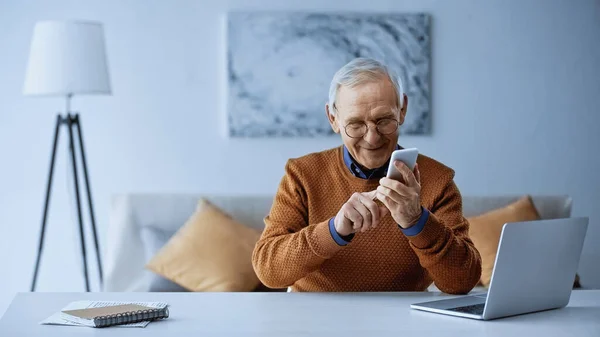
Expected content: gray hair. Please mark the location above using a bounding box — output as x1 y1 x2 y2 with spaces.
328 58 404 115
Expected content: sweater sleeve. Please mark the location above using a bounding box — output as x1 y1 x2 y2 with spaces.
405 175 482 295
252 160 344 289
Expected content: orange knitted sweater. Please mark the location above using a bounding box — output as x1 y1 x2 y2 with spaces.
252 146 481 294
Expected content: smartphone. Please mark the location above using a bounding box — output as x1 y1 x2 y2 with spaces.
386 148 419 181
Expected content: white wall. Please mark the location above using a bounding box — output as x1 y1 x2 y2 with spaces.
1 0 599 316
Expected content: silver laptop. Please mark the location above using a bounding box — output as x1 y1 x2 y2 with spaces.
411 217 588 320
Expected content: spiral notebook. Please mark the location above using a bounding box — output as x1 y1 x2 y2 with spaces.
40 301 169 328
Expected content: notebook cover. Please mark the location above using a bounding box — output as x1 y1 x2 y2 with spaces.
62 304 154 320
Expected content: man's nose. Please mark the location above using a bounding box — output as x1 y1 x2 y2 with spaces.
363 125 381 143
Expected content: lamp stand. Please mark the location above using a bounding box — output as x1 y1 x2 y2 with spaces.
30 94 103 292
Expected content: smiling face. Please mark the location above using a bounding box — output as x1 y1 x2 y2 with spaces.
326 77 407 170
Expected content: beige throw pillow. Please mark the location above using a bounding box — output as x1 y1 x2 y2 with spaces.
467 195 541 287
146 199 262 292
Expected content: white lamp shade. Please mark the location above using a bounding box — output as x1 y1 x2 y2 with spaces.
23 20 111 96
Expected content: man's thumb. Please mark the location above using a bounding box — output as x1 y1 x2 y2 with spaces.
379 206 389 217
364 189 378 200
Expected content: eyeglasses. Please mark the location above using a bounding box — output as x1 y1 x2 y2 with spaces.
332 103 400 138
343 118 400 138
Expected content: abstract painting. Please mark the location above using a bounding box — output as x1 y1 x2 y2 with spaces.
227 12 431 137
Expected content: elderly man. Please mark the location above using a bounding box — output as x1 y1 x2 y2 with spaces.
252 58 481 294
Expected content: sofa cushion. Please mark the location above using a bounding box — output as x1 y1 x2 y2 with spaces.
462 195 572 220
145 199 262 292
140 226 189 292
467 195 541 287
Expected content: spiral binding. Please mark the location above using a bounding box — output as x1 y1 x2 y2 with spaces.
93 307 169 328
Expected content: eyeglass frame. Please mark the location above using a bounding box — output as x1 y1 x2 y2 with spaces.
332 103 401 139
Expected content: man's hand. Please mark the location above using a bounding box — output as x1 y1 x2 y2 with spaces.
334 190 389 236
376 161 422 229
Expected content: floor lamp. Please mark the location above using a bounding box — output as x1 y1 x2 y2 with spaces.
23 21 111 292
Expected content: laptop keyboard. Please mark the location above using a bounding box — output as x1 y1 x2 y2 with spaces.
448 303 485 315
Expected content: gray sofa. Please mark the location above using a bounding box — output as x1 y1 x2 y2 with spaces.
104 194 572 293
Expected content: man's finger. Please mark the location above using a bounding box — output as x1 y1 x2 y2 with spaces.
413 163 421 184
352 199 372 232
379 205 389 218
377 185 404 204
394 161 419 187
344 207 363 231
358 194 380 227
376 191 393 212
341 215 354 230
379 177 413 197
363 189 378 200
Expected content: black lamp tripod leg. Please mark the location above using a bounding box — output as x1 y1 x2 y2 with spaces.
73 114 103 287
67 114 90 292
31 115 63 292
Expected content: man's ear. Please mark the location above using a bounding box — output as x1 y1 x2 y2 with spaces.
326 103 340 133
398 94 408 125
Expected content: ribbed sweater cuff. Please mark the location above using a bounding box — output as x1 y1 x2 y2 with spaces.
405 212 447 249
308 220 345 259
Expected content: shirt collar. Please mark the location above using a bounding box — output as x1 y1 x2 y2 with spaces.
343 144 401 180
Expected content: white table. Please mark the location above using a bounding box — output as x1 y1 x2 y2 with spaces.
1 290 599 336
